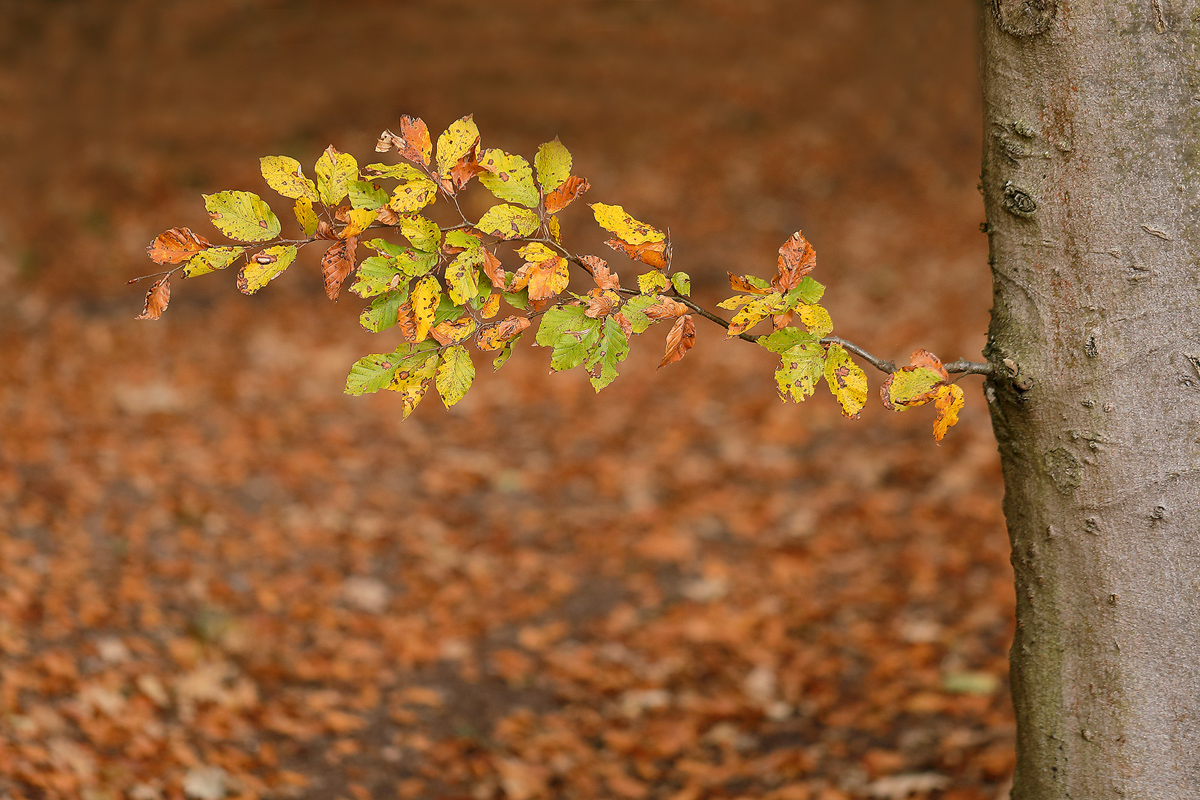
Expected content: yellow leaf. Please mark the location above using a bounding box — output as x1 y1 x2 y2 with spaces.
294 198 318 236
411 275 440 343
933 383 965 442
432 316 478 345
526 257 569 301
315 146 359 207
237 244 297 295
534 139 572 192
480 293 500 319
798 303 833 337
435 345 475 408
341 208 377 239
823 342 867 418
203 191 280 243
436 115 480 175
260 156 318 201
516 242 556 263
388 352 439 420
389 178 438 213
477 149 539 208
590 203 664 246
727 293 781 337
445 249 483 304
548 214 562 245
477 204 540 240
182 246 244 278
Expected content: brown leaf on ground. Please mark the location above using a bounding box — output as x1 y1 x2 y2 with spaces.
322 237 359 300
136 277 171 320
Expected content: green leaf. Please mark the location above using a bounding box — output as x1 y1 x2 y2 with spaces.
365 238 408 258
885 366 946 408
591 203 665 245
638 271 671 295
787 276 825 305
445 230 482 251
534 139 572 193
315 146 359 207
359 290 408 333
585 316 630 391
824 342 868 418
477 204 540 240
535 303 589 347
620 294 657 334
398 248 439 278
364 162 428 182
760 327 820 354
502 289 530 310
550 316 603 372
432 293 465 326
445 248 484 304
237 244 297 294
345 352 400 396
203 191 281 243
389 179 438 213
182 246 244 278
493 336 520 370
435 345 475 408
294 198 318 236
670 272 691 296
260 156 318 201
436 115 480 175
477 149 539 208
348 180 389 210
398 215 442 252
774 340 826 403
351 256 405 298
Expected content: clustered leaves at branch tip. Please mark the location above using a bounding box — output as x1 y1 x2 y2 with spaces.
136 113 969 440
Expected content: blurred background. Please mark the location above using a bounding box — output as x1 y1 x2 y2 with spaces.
0 1 1013 799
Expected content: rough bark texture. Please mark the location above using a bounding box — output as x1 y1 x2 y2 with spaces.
981 1 1200 796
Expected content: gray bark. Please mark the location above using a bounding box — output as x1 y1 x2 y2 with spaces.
981 1 1200 796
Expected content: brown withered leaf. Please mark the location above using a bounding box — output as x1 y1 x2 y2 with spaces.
728 273 771 295
544 176 590 214
772 310 795 330
440 147 484 195
481 249 507 290
397 115 432 166
375 206 401 226
583 289 621 319
772 231 817 292
477 315 531 350
644 297 689 320
316 219 337 240
606 238 669 269
136 277 171 320
322 236 359 301
658 314 695 368
397 301 418 342
375 129 396 153
582 255 620 290
147 227 210 265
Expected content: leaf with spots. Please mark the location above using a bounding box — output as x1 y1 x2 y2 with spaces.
534 139 572 193
431 316 478 346
238 244 298 295
772 231 817 292
182 246 244 278
203 191 281 243
477 204 540 240
315 146 359 207
658 314 695 369
824 342 868 418
774 339 825 403
586 316 631 391
321 237 359 300
880 350 949 411
147 227 211 265
388 348 440 418
478 315 531 351
445 247 484 305
359 290 408 333
544 176 589 214
348 180 389 210
591 203 665 246
345 352 400 396
260 156 318 201
389 178 439 213
933 383 965 442
294 198 319 236
411 275 441 342
477 149 539 208
436 115 480 176
136 277 171 320
436 345 475 407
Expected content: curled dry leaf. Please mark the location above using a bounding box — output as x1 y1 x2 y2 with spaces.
658 314 695 368
880 349 950 411
773 231 817 292
481 248 507 291
477 315 531 350
322 236 359 301
583 289 622 319
581 255 620 290
544 175 590 214
136 277 171 320
147 227 211 265
728 273 771 295
933 383 965 442
606 238 668 269
644 297 689 321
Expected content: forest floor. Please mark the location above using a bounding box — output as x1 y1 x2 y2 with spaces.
0 2 1013 799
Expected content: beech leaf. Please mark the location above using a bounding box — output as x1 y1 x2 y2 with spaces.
203 191 281 243
824 342 868 418
544 176 589 214
436 115 480 176
294 198 319 236
933 383 965 441
147 227 211 265
321 237 359 301
315 146 359 207
411 275 441 342
435 345 475 407
260 156 318 201
477 204 540 240
477 149 539 208
238 244 298 295
136 277 171 320
773 230 817 292
534 139 572 192
774 339 825 402
182 246 244 278
591 203 665 246
658 314 695 369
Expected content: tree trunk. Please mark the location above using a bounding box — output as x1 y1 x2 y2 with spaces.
981 1 1200 796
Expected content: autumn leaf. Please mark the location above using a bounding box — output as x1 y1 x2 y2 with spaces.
348 180 389 210
606 237 668 269
619 294 658 334
798 304 833 337
880 349 950 410
238 244 298 295
824 342 868 418
345 352 399 395
773 231 817 292
322 237 359 301
477 204 540 240
512 243 569 302
583 289 622 319
182 246 244 278
359 291 407 333
670 272 691 296
396 301 418 342
728 273 772 295
203 191 281 243
389 178 439 213
431 316 478 346
933 382 965 441
544 176 589 214
435 345 475 407
445 248 484 305
398 215 441 253
136 277 171 320
591 203 665 246
586 316 631 390
477 315 531 350
774 339 825 402
411 275 441 342
534 138 572 192
727 293 784 337
340 208 376 239
479 293 500 319
477 149 539 208
365 162 429 182
481 248 507 291
644 297 689 320
260 156 318 202
436 115 481 176
582 255 619 290
351 256 406 299
147 227 211 264
638 271 671 295
658 314 695 369
378 115 433 166
294 198 319 236
315 146 359 207
548 214 563 244
388 348 440 418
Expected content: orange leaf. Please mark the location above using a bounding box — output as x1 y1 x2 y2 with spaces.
147 227 210 265
910 348 949 380
658 314 695 368
441 150 484 195
397 301 418 342
322 236 359 300
525 258 569 301
544 176 590 214
772 231 817 292
727 273 771 295
606 238 668 269
644 297 689 320
481 248 507 291
136 277 171 320
582 255 620 290
477 315 531 350
397 115 432 166
933 383 965 442
583 288 621 319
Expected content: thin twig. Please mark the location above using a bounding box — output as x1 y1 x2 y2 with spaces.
820 336 896 374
